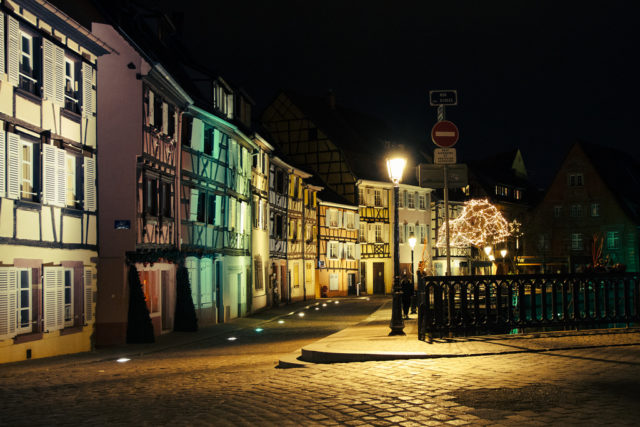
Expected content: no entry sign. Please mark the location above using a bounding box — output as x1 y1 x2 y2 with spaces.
431 120 459 148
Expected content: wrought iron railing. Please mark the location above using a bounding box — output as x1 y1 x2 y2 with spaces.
417 273 640 340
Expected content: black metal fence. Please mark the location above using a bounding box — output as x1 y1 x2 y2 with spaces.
417 273 640 340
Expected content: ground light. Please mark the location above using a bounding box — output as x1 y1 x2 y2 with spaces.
334 301 339 304
116 358 130 363
322 303 327 307
278 320 285 324
255 328 264 332
315 307 319 310
227 337 237 341
298 312 305 317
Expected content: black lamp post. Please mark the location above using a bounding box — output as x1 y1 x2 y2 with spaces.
408 232 417 314
387 151 406 336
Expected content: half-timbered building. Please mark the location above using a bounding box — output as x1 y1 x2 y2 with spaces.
92 22 192 345
180 104 255 324
303 181 321 300
286 165 313 302
269 156 289 304
0 0 110 363
317 189 359 297
251 133 272 311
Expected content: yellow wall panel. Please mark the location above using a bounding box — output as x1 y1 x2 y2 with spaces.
0 199 13 237
41 207 55 241
61 115 81 143
41 100 60 135
15 96 41 127
62 216 82 244
16 209 40 240
0 78 14 116
86 214 97 245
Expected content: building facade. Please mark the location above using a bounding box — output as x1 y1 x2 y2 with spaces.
397 185 432 280
269 157 289 304
93 23 192 345
0 0 109 363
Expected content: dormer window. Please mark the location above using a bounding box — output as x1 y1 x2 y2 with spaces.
213 80 233 119
568 173 584 186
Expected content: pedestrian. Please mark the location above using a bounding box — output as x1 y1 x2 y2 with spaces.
401 274 413 319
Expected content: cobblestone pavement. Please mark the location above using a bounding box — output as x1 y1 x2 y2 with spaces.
1 299 640 426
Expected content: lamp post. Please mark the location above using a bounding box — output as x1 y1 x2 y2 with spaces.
387 151 407 336
500 248 507 274
408 232 417 314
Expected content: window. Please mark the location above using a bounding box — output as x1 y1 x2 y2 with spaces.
167 106 176 138
213 81 233 119
328 209 339 228
568 173 584 186
607 231 620 250
19 32 38 95
182 116 192 147
305 223 313 242
419 194 426 210
207 194 215 225
571 233 583 250
276 170 285 194
204 126 213 155
16 269 31 335
160 182 172 218
153 96 163 131
591 203 600 217
398 190 405 208
328 241 339 260
254 259 264 291
345 212 356 229
359 223 366 242
514 189 523 200
20 141 35 201
64 269 73 327
495 185 509 197
358 187 365 205
570 204 582 217
554 205 562 218
64 58 79 113
538 234 550 250
144 177 158 215
419 224 427 244
346 243 356 260
375 224 383 243
374 189 382 207
275 214 284 238
407 191 415 209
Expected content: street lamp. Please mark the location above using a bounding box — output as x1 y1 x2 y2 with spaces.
387 149 406 336
408 232 417 314
500 248 507 274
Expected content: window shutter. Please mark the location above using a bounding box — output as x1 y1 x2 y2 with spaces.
43 144 57 205
43 267 64 332
367 224 374 242
0 268 18 340
54 45 65 106
382 189 388 207
0 12 4 77
56 147 66 207
355 213 360 232
162 102 168 134
189 188 198 222
215 194 222 226
191 118 203 151
356 243 361 260
324 208 330 227
7 15 19 86
148 91 155 126
6 132 20 199
326 241 331 259
83 156 97 211
383 223 390 243
0 130 5 198
84 268 93 323
82 62 93 116
339 242 345 259
42 38 55 101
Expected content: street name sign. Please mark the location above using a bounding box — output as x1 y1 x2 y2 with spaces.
434 148 456 164
429 90 458 106
417 164 468 189
431 120 459 148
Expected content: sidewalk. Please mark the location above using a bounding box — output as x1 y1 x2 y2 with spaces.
280 298 640 367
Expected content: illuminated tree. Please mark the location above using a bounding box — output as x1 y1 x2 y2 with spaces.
436 199 511 248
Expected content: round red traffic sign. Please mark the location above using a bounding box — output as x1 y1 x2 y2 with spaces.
431 120 459 148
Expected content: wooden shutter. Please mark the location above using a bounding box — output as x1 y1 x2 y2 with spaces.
43 38 55 101
6 132 20 200
0 268 17 340
191 118 203 151
162 102 168 134
339 242 345 259
84 268 93 323
54 45 65 106
383 223 390 243
148 90 154 126
43 267 64 332
0 130 5 198
82 62 93 116
0 12 4 78
189 188 198 221
83 156 96 211
43 144 57 205
55 147 66 207
7 15 19 86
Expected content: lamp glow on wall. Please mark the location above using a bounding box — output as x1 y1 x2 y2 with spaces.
386 148 407 336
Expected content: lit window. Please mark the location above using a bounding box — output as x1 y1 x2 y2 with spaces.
514 189 522 200
64 269 74 327
374 189 382 207
419 194 426 209
407 192 415 209
19 32 38 94
20 142 34 201
591 203 600 217
571 233 583 250
607 231 620 250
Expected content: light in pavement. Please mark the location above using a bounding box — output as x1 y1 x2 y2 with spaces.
278 320 285 324
116 358 130 363
227 337 237 341
255 328 264 332
298 312 305 317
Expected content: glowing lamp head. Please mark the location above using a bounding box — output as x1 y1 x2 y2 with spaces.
408 232 417 250
484 246 492 256
489 254 495 262
386 155 406 184
500 249 507 258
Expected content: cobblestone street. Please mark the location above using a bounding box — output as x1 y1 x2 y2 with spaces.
2 298 640 426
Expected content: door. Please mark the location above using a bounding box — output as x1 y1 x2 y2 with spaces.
216 260 224 323
280 265 288 302
161 270 172 331
373 262 385 294
347 273 356 295
360 263 366 294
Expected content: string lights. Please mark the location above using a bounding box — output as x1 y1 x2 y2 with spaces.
436 199 511 248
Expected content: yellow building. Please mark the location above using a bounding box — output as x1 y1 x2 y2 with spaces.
0 0 111 363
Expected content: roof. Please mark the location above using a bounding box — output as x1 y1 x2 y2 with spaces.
317 185 355 208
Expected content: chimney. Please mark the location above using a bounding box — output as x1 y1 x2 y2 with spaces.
327 90 336 110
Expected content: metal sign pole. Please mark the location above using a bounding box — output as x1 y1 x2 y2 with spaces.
439 106 452 276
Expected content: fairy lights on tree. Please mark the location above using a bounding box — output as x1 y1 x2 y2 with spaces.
436 199 511 248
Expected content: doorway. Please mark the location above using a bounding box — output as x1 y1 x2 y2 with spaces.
216 260 224 323
373 262 385 294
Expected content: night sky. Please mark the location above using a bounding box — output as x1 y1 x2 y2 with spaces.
60 0 640 187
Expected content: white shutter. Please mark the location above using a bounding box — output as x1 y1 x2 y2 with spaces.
7 15 19 86
383 223 390 243
148 90 154 126
0 11 5 78
55 147 66 207
0 130 5 198
43 267 64 332
42 144 57 205
82 62 93 116
191 118 203 151
368 224 375 242
338 210 343 228
54 45 65 106
6 132 20 200
339 242 345 259
189 188 198 221
84 268 93 324
382 189 388 207
356 243 361 260
162 102 168 134
0 268 18 340
83 156 97 211
355 213 360 232
42 39 55 100
215 194 222 226
324 208 330 227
